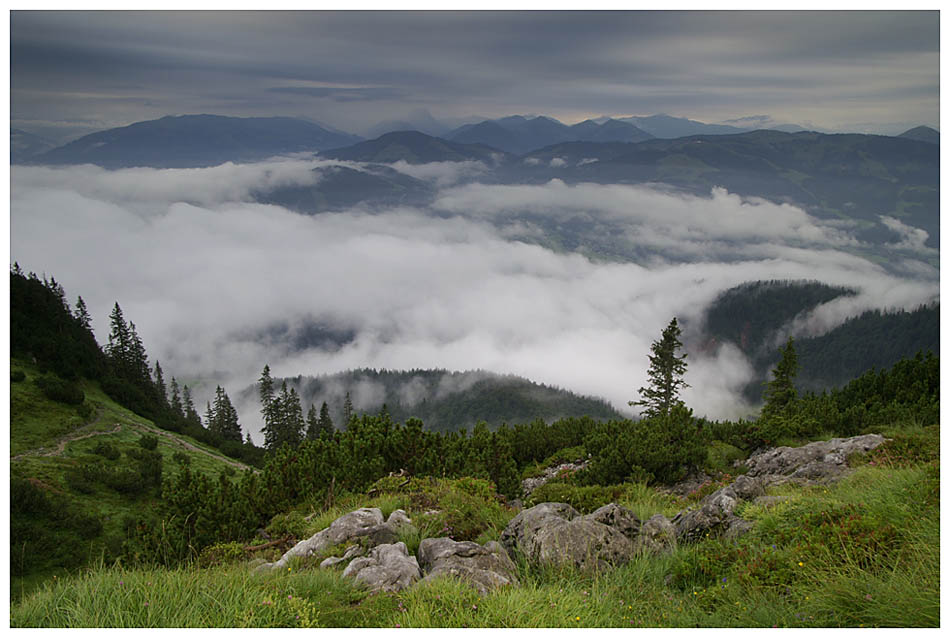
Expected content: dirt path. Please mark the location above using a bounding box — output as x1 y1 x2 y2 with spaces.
12 407 255 473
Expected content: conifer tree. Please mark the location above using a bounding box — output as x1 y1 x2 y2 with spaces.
153 362 169 410
169 377 184 420
761 337 799 419
317 401 334 436
306 403 320 440
182 385 202 428
630 317 689 419
342 391 354 426
74 296 92 331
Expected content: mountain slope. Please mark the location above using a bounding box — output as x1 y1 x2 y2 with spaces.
448 115 652 153
617 113 750 138
898 125 939 145
30 114 363 168
322 130 509 164
270 368 623 432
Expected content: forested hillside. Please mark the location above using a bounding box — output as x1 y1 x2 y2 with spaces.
274 368 623 433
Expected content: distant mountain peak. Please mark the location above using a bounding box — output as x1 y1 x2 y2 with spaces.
898 125 939 144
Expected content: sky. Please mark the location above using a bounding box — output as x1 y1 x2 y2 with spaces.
9 8 941 143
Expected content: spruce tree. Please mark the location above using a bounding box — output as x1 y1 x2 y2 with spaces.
182 385 202 428
306 403 320 440
630 317 689 419
342 391 354 427
153 362 169 410
74 296 92 331
317 401 334 436
169 377 185 421
761 337 798 419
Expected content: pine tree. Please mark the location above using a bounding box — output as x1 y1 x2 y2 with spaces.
317 401 334 436
182 385 202 428
169 377 184 421
106 303 131 372
306 403 320 440
761 337 798 419
153 361 168 410
630 317 689 419
342 391 354 426
74 296 92 331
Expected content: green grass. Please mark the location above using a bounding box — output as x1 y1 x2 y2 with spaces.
10 358 254 599
13 449 937 627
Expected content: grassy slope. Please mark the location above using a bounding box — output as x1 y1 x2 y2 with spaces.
11 424 939 627
10 358 252 597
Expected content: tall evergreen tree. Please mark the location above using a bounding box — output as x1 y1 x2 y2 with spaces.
73 296 92 331
761 336 799 419
342 391 354 426
306 403 320 440
153 361 169 410
106 303 132 371
182 385 202 428
630 317 689 419
169 377 185 421
317 401 334 436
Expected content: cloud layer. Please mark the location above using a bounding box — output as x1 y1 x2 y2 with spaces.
10 160 938 442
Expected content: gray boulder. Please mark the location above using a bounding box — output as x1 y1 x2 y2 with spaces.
673 485 741 543
585 503 641 541
635 514 676 554
500 502 636 571
342 542 421 592
744 434 885 484
319 544 365 569
259 507 409 571
418 537 519 594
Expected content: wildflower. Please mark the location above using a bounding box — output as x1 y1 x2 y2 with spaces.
288 595 293 600
472 604 478 611
144 602 149 607
395 623 401 628
798 561 804 567
575 616 580 621
865 594 872 601
287 567 292 571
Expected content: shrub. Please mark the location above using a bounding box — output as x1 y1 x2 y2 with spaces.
137 434 159 450
197 541 246 568
265 511 310 540
34 374 85 405
526 482 630 513
93 441 121 460
76 402 95 420
172 451 191 466
11 370 26 383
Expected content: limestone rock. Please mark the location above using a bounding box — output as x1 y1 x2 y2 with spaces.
319 544 365 569
673 485 740 543
635 514 676 554
500 502 635 571
342 542 421 592
258 507 385 571
584 503 641 541
418 537 519 594
744 434 885 484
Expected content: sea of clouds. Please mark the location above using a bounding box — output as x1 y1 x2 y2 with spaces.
10 159 938 442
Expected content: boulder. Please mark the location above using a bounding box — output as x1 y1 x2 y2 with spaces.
673 485 741 543
258 507 397 571
635 514 676 554
417 537 519 594
342 542 421 593
744 434 885 484
319 544 365 569
500 502 635 571
584 503 641 541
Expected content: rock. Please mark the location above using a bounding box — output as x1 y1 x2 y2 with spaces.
319 544 365 569
730 474 765 501
521 460 589 498
342 542 421 592
500 502 635 571
635 514 676 554
673 485 740 543
258 507 385 571
744 434 885 484
584 503 641 541
500 502 580 556
385 509 414 532
418 537 519 594
725 518 754 540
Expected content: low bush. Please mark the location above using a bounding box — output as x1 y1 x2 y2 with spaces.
265 511 310 540
12 369 26 382
34 374 85 406
526 482 629 513
93 441 121 460
197 541 246 568
137 434 159 450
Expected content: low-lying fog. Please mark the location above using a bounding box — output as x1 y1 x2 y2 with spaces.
11 158 938 442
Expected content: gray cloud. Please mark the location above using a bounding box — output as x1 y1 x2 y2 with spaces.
9 160 938 443
10 10 939 139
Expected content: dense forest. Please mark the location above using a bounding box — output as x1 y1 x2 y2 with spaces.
272 368 623 433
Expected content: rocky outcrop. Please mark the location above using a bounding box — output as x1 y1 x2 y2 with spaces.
342 542 421 592
521 460 589 498
501 502 639 571
417 537 519 594
744 434 885 484
635 514 676 554
258 507 415 571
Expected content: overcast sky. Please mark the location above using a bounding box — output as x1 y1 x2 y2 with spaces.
10 9 940 142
